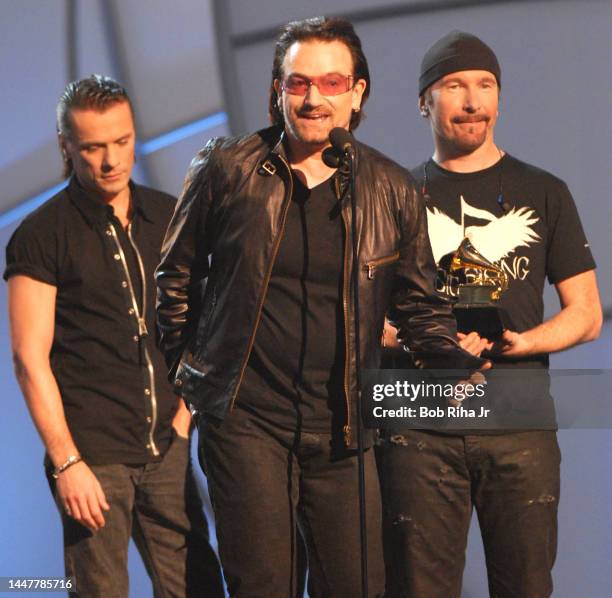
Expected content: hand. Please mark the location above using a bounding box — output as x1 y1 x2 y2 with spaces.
171 400 192 439
382 319 402 351
56 461 109 531
457 331 493 357
491 329 534 358
449 333 492 407
448 368 489 408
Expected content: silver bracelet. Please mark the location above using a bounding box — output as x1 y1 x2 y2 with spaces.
52 455 82 479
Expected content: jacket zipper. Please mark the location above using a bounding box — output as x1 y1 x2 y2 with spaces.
340 208 352 446
229 155 294 409
364 252 400 279
109 223 160 457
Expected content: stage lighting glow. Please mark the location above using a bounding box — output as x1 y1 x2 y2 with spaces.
137 112 228 155
0 181 68 229
0 112 229 228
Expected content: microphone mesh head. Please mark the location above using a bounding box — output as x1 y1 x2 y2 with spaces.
329 127 353 152
322 147 341 168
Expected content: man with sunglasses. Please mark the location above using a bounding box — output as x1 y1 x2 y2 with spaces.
156 17 482 596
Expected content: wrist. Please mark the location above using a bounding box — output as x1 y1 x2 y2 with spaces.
52 454 83 479
518 330 538 355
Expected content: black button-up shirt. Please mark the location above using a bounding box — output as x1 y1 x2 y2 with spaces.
4 178 178 465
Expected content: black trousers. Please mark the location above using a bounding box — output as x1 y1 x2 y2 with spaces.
378 430 560 598
198 406 385 598
49 432 224 598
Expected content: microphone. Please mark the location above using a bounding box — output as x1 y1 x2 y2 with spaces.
329 127 354 154
322 128 355 168
322 147 341 168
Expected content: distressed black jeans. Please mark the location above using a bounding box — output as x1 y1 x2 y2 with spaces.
198 406 385 598
378 430 560 598
49 432 224 598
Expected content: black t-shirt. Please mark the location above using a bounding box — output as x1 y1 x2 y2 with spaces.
238 172 345 434
405 155 596 433
412 154 596 369
4 178 179 465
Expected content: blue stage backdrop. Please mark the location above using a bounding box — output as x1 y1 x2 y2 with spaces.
1 1 610 596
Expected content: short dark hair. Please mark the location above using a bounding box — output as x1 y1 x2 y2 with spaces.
269 16 371 131
57 74 132 178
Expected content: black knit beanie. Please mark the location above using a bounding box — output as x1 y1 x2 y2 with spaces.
419 30 501 96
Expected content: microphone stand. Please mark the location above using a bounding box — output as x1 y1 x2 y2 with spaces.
324 131 369 597
345 145 369 598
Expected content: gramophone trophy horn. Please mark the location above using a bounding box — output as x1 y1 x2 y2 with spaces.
449 238 511 337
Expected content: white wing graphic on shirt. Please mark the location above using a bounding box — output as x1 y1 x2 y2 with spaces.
426 196 541 264
466 207 541 262
425 207 464 263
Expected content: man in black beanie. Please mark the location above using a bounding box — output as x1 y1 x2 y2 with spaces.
379 31 602 597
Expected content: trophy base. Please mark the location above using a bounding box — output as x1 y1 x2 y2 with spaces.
453 304 511 338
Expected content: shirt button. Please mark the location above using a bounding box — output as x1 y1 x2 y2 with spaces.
114 254 121 261
122 281 128 288
133 335 139 342
128 307 135 315
146 416 152 423
144 388 151 396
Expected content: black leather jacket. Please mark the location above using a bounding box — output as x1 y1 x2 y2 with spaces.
156 126 481 446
